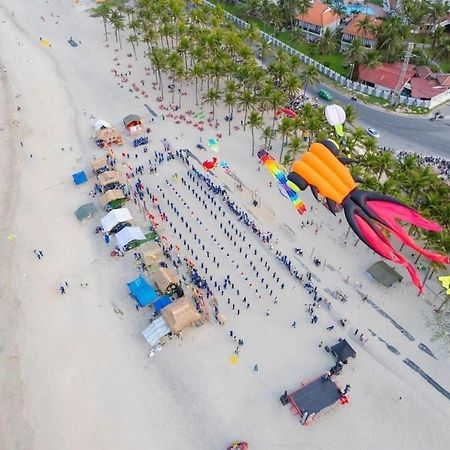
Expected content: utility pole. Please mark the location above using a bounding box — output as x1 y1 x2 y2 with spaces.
391 41 414 106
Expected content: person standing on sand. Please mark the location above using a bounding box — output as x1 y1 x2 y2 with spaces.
253 364 258 372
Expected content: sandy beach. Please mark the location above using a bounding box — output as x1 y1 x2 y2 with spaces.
0 1 449 450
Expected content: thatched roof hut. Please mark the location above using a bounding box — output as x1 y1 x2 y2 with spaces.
161 298 201 333
150 267 179 293
142 242 164 268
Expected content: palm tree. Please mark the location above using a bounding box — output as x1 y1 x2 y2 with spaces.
109 8 125 48
431 25 445 54
190 64 204 106
150 47 168 97
248 111 264 157
127 34 139 60
224 91 237 136
203 88 221 119
91 4 111 41
278 117 294 162
363 49 382 71
258 39 272 66
268 89 287 131
376 17 408 63
283 136 304 168
238 90 256 131
261 126 276 149
433 36 450 62
356 15 375 40
343 104 357 129
317 28 338 55
345 37 365 79
282 73 302 100
299 65 320 96
429 1 450 44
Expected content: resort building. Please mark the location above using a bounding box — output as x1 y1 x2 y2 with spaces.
340 13 379 50
296 1 340 42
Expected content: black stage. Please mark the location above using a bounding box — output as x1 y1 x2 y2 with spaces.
289 377 341 415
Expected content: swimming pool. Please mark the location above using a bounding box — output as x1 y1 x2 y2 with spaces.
343 4 376 15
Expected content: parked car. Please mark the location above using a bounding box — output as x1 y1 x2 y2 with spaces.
366 127 380 138
318 89 332 101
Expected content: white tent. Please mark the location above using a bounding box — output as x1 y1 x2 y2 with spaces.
142 316 171 347
101 208 133 233
115 226 146 250
94 119 112 131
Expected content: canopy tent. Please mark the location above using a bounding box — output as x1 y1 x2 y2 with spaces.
97 170 120 191
99 189 126 208
101 207 133 233
123 114 142 133
95 128 122 146
142 316 171 347
91 158 108 174
367 261 403 288
115 226 146 250
289 377 344 425
94 119 112 131
153 295 172 314
330 339 356 363
74 203 98 221
127 275 158 307
150 267 179 294
142 242 164 268
161 297 201 333
72 171 87 185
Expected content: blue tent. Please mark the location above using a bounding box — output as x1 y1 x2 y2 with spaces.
127 275 157 307
153 295 172 313
73 171 87 185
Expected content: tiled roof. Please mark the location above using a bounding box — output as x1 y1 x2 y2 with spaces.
410 78 448 99
342 13 378 40
358 61 416 90
436 74 450 86
415 66 433 79
296 1 340 27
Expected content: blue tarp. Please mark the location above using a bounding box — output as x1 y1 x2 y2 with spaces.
153 295 172 313
73 171 87 185
127 275 157 307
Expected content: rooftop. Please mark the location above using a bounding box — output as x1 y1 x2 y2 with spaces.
358 61 416 90
297 1 340 27
342 13 379 40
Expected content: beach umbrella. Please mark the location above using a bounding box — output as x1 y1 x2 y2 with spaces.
325 104 346 137
229 354 239 364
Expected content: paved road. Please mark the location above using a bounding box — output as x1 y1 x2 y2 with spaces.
315 82 450 159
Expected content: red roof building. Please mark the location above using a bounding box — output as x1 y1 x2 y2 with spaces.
296 1 340 42
341 13 379 50
358 62 450 101
358 61 416 91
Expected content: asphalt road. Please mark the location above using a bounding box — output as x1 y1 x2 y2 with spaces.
315 82 450 159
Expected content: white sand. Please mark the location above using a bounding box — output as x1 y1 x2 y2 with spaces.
0 1 449 449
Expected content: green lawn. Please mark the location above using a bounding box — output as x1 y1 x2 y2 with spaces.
211 1 348 75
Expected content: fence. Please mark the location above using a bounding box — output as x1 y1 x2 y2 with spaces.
202 0 432 109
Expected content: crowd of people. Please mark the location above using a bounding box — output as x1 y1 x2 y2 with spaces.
381 147 450 181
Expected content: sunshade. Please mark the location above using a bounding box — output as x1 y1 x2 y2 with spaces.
72 171 87 185
127 275 157 307
142 316 171 346
74 203 98 221
99 189 125 207
101 208 133 233
115 226 146 250
94 119 112 131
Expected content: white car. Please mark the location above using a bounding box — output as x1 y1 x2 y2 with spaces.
366 127 380 138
